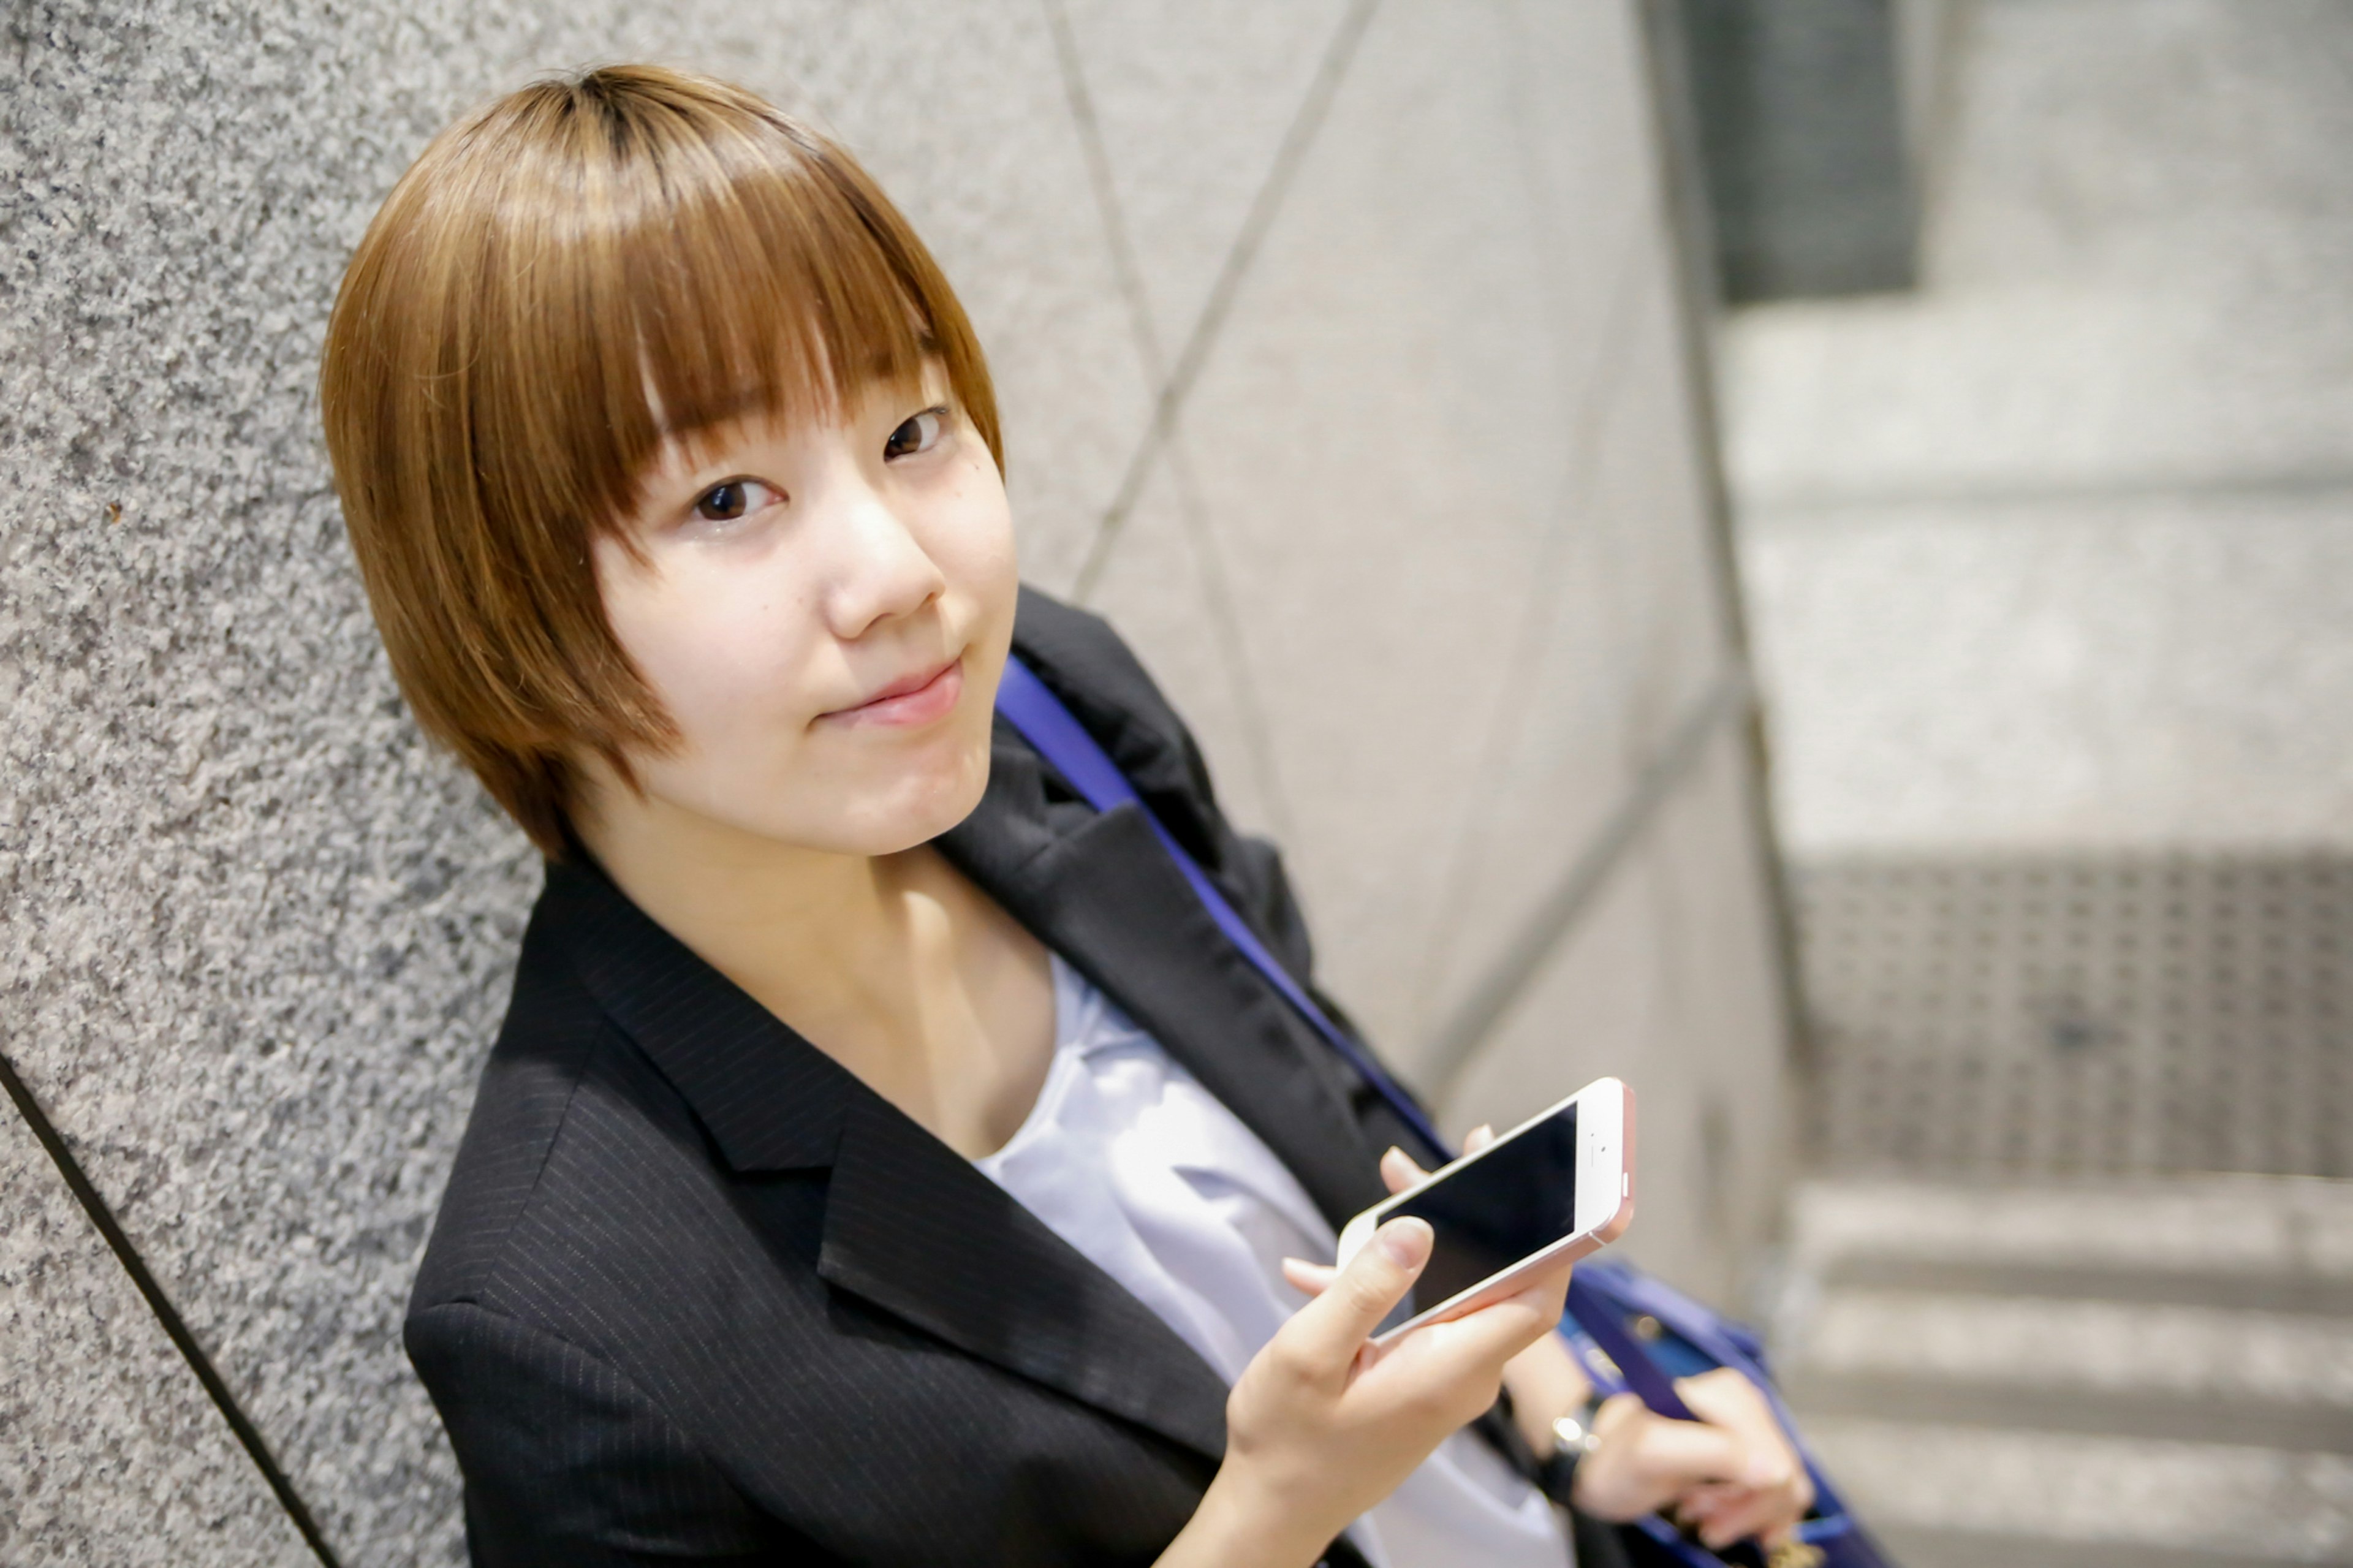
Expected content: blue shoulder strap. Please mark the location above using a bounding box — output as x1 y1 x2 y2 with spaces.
994 654 1449 1159
995 656 1696 1392
993 654 1879 1568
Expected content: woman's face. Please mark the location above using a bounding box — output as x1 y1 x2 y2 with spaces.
585 359 1018 858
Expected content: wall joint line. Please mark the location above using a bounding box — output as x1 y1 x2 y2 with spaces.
1423 665 1753 1101
1070 0 1381 599
0 1047 344 1568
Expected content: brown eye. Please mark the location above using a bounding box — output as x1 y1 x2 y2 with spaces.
691 478 782 525
694 481 748 521
885 409 945 460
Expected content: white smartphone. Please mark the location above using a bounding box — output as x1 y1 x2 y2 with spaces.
1335 1077 1634 1345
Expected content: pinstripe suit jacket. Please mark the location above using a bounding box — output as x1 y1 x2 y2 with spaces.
407 588 1620 1567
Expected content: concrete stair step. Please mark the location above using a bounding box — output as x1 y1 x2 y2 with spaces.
1789 1288 2353 1407
1771 1177 2353 1567
1784 1369 2353 1455
1816 1256 2353 1319
1785 1176 2353 1286
1872 1523 2345 1568
1803 1419 2353 1566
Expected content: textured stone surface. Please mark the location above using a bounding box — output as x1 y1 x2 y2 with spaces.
1390 1 1730 1055
1796 850 2353 1179
0 4 1139 1560
1721 0 2353 506
0 1104 313 1568
2 0 1789 1555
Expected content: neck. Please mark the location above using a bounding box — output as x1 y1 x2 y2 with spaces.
569 771 1051 1154
582 787 900 984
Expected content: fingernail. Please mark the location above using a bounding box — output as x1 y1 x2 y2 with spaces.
1376 1217 1432 1266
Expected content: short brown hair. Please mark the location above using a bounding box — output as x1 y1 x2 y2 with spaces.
320 65 1001 855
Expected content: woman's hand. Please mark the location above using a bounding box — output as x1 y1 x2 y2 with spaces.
1159 1211 1574 1567
1572 1370 1813 1550
1378 1133 1816 1553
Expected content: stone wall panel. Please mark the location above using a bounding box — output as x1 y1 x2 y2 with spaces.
1 0 1792 1554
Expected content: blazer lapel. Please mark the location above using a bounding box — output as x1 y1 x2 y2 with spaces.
819 1092 1230 1461
944 762 1391 1237
548 858 1232 1464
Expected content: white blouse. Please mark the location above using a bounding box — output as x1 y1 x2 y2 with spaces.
974 955 1572 1568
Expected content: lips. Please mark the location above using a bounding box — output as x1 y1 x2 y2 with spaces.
821 656 964 728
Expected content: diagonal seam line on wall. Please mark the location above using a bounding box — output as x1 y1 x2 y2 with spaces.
1070 0 1381 599
1039 0 1168 382
1635 0 1812 1066
0 1046 346 1568
1423 665 1754 1102
1040 0 1302 846
1403 223 1657 1037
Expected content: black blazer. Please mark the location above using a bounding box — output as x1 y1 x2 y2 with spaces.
407 588 1629 1567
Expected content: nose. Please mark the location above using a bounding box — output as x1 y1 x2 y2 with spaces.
816 474 947 642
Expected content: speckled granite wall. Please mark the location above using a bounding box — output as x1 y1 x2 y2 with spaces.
0 1105 314 1567
1 1 1791 1558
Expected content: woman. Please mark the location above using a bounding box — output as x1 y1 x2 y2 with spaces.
320 64 1809 1567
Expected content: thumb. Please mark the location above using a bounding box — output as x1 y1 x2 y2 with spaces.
1284 1218 1431 1370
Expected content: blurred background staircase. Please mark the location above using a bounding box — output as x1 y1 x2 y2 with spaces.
1775 1178 2353 1567
1678 1 2353 1563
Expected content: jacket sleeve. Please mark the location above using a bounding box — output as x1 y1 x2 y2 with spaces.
407 1301 838 1567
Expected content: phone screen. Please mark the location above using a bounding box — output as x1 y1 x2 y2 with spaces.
1388 1102 1578 1313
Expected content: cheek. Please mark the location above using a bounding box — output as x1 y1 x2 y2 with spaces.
597 544 813 748
929 456 1020 600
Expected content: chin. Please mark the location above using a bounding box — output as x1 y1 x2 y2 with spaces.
836 741 993 856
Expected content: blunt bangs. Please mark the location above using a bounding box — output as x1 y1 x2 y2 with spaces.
320 65 1001 855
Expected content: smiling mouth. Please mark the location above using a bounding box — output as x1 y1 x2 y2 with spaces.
821 656 964 728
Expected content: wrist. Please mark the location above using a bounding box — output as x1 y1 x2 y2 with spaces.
1164 1460 1335 1568
1541 1392 1608 1509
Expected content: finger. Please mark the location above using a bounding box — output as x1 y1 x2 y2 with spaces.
1379 1145 1428 1195
1697 1488 1805 1553
1381 1126 1496 1196
1496 1251 1575 1327
1281 1218 1431 1370
1382 1259 1572 1376
1674 1481 1750 1518
1618 1414 1749 1492
1280 1257 1338 1296
1675 1369 1776 1445
1675 1370 1804 1480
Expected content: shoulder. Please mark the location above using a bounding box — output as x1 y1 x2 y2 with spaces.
407 892 605 1312
1010 587 1188 751
407 884 761 1331
1008 584 1223 847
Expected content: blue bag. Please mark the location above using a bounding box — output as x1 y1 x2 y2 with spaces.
996 654 1894 1568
